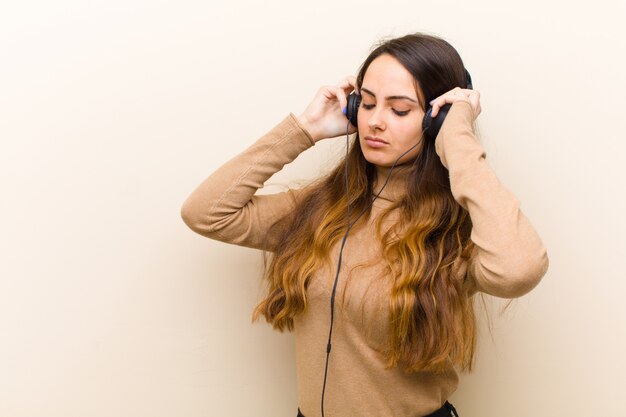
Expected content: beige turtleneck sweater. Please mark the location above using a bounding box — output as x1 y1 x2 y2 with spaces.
180 100 550 417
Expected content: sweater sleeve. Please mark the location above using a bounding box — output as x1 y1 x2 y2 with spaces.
435 101 549 298
180 112 316 252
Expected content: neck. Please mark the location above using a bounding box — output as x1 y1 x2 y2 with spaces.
372 162 414 202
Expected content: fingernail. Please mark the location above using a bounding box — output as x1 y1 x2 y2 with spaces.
342 106 347 115
429 99 435 105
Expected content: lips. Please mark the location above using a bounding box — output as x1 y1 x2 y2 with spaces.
364 136 388 144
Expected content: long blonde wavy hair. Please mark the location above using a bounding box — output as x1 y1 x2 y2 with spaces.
252 32 508 374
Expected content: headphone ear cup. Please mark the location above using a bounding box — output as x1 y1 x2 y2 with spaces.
346 92 361 127
422 103 452 141
422 68 472 141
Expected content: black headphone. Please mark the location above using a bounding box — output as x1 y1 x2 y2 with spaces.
345 68 473 141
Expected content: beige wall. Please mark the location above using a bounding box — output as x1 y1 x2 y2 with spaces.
1 1 624 416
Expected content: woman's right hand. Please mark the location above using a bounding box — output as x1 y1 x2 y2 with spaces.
296 76 359 143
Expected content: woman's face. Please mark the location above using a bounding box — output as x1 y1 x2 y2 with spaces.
357 54 426 168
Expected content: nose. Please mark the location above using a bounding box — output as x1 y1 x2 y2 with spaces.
367 106 385 131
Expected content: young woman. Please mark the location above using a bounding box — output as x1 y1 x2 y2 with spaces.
181 32 549 417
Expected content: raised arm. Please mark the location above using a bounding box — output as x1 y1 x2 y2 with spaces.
435 101 549 298
180 113 316 252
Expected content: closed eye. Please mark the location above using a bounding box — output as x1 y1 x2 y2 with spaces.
361 104 409 116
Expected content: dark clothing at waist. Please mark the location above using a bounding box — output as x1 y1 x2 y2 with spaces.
297 400 459 417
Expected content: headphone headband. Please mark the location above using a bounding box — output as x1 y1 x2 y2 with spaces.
464 68 473 89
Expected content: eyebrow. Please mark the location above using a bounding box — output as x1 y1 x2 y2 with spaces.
360 87 418 103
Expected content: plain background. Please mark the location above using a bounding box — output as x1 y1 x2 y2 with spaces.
1 1 625 416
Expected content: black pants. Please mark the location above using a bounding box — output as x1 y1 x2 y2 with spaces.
297 400 459 417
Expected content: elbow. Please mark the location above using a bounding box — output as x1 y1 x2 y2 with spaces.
503 247 550 298
180 198 205 234
180 201 196 231
180 202 192 229
473 246 550 299
180 198 229 241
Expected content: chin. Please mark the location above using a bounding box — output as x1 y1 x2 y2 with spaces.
363 148 420 169
361 150 392 167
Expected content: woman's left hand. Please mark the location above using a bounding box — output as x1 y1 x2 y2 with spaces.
429 87 481 120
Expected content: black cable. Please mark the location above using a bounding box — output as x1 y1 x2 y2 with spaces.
320 122 428 417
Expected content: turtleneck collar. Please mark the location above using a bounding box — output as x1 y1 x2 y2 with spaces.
371 162 414 203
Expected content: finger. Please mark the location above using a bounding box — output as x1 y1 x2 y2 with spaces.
336 79 349 88
431 96 452 118
429 98 437 118
334 86 347 111
347 75 357 93
431 101 441 118
467 90 481 117
336 76 351 88
338 75 356 84
338 76 358 95
430 97 445 118
469 93 479 110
